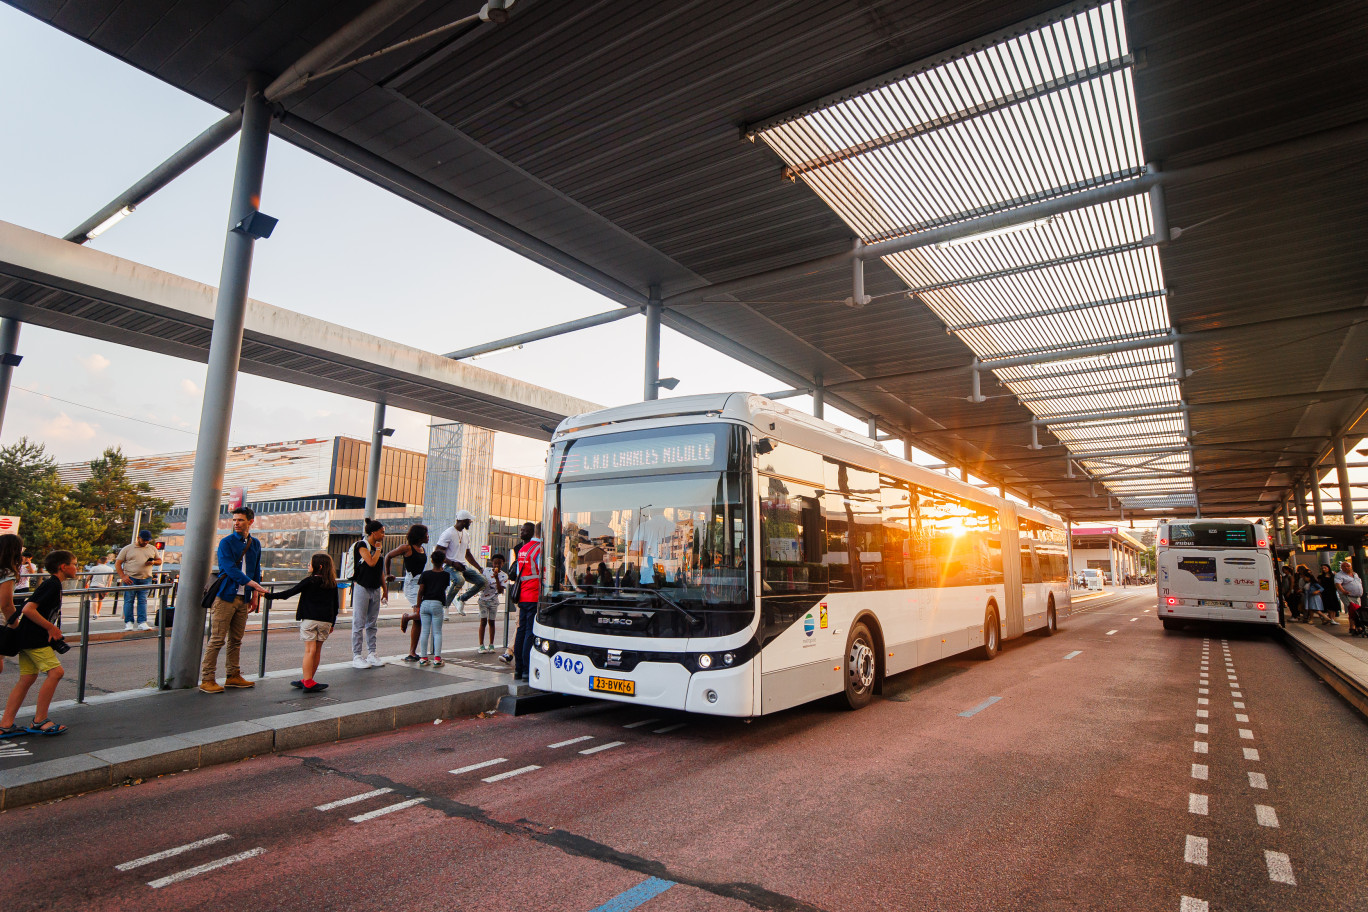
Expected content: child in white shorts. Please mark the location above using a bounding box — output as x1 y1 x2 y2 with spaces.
477 555 509 654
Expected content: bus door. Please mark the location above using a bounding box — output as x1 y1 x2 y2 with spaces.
1000 505 1025 638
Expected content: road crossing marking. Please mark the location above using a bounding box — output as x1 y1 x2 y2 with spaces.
1063 650 1082 659
349 798 427 822
451 758 506 775
482 764 540 783
548 736 594 748
0 741 31 759
579 741 624 755
1255 805 1280 828
1188 794 1208 815
116 834 234 871
1243 748 1260 761
1184 835 1208 866
588 876 676 912
652 723 688 734
622 718 659 729
1191 763 1208 780
315 788 392 811
1264 850 1296 885
1248 771 1268 789
958 696 1002 718
147 847 266 889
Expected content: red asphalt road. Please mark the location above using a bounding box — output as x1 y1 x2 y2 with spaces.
2 591 1365 912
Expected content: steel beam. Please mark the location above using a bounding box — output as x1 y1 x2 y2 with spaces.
445 307 639 360
905 241 1155 298
643 287 662 401
980 333 1179 372
168 80 272 690
364 401 386 518
65 110 245 244
760 388 811 401
0 318 19 438
264 0 433 101
949 290 1168 333
1034 404 1186 427
996 355 1174 384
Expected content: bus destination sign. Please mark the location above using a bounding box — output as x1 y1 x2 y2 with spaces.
558 432 717 478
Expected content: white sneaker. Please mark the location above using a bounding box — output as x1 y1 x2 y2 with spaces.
458 606 467 616
138 622 151 631
366 654 383 667
124 622 134 631
351 656 368 669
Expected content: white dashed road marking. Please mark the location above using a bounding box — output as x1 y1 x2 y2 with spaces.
1264 850 1297 885
1197 698 1208 705
1106 629 1118 635
1256 805 1280 828
622 718 659 729
1180 897 1209 911
1235 714 1249 722
349 798 427 822
1188 794 1208 815
451 758 506 775
1191 763 1208 780
1131 617 1139 622
1233 701 1245 708
116 834 234 871
147 848 266 889
1196 709 1209 718
315 788 392 811
1195 723 1208 734
482 765 541 783
1193 741 1208 754
1239 729 1254 739
579 740 624 755
548 736 594 748
1249 772 1268 789
653 723 688 734
1184 835 1208 866
1244 748 1260 761
1063 650 1082 659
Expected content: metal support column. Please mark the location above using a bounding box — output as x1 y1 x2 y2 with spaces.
812 371 824 420
643 286 661 401
0 318 20 438
364 401 387 518
903 437 913 461
1294 481 1309 528
1311 470 1325 523
867 417 878 440
1333 436 1355 522
167 79 272 689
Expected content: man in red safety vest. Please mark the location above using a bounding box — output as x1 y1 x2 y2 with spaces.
501 522 541 681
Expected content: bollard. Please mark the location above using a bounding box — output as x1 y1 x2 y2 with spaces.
257 598 270 679
76 595 91 704
157 584 169 689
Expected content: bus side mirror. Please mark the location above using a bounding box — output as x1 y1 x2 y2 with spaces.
754 438 775 455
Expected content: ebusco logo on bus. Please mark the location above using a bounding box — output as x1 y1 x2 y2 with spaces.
554 655 585 675
804 613 815 636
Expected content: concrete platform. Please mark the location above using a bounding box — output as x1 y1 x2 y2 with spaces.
0 658 516 811
1281 617 1368 719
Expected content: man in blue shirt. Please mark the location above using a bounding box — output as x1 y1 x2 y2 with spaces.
200 507 267 694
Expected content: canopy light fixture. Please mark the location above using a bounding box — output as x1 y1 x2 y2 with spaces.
87 205 134 239
468 344 523 361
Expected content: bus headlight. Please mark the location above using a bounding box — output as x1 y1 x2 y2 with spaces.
537 638 550 653
723 652 735 666
697 653 713 669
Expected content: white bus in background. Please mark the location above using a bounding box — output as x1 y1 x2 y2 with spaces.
1080 568 1105 591
528 393 1071 717
1156 518 1280 629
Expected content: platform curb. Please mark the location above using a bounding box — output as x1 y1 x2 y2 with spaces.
0 680 506 811
1280 623 1368 720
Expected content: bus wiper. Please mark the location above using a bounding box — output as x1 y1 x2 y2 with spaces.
616 587 703 627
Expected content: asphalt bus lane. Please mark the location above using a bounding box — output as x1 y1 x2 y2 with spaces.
1 591 1365 912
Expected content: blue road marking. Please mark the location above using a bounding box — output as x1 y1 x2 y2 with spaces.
958 696 1002 718
1063 650 1082 660
588 877 675 912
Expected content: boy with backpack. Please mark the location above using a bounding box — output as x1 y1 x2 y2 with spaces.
476 553 509 654
0 550 77 737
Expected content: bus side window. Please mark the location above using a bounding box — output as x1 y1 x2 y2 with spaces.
881 476 913 590
823 460 883 592
758 475 828 595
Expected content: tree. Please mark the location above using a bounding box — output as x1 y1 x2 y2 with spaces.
0 437 103 562
72 447 172 552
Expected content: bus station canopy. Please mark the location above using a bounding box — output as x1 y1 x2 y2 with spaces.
12 0 1368 521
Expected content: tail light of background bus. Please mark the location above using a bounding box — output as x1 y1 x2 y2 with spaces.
1159 538 1168 545
1166 597 1178 606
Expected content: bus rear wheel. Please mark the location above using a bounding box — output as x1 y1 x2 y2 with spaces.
981 608 1001 659
842 622 877 710
1161 618 1181 631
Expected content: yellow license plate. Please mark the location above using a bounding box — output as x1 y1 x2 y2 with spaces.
589 676 635 696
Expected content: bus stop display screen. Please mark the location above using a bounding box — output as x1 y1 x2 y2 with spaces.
554 431 719 479
1170 523 1255 547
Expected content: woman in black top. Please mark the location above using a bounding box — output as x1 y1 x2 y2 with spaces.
1317 563 1340 618
266 552 340 693
386 525 429 663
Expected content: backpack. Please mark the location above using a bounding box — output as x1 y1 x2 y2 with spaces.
340 543 357 583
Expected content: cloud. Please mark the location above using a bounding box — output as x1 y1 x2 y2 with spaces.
41 411 98 443
80 353 110 374
180 378 199 397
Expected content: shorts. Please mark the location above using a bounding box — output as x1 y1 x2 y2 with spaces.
17 647 62 676
477 602 499 621
299 619 333 642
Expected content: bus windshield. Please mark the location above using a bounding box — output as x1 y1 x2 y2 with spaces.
1167 522 1256 548
542 425 752 638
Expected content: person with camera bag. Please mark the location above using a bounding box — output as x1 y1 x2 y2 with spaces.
0 550 78 737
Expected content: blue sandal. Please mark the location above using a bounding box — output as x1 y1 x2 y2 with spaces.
0 724 25 739
28 719 67 736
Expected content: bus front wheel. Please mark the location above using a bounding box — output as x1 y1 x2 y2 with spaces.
981 608 1001 659
842 622 877 710
1039 598 1057 636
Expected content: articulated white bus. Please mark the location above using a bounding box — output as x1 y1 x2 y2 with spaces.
528 393 1070 717
1156 518 1280 629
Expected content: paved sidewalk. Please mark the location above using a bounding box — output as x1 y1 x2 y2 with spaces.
1282 615 1368 719
0 635 522 811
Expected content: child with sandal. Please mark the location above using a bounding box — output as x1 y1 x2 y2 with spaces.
0 550 77 738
